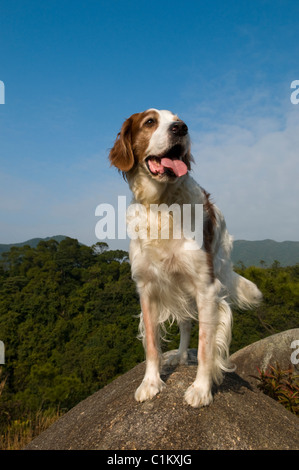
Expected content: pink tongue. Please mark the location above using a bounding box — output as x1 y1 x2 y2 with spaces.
161 158 188 177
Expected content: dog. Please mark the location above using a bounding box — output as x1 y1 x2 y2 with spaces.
109 109 262 407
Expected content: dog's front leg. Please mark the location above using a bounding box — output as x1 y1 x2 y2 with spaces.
185 285 218 407
135 295 165 402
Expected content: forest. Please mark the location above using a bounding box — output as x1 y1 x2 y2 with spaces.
0 237 298 446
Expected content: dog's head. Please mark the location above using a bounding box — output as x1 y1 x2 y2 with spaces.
109 109 192 182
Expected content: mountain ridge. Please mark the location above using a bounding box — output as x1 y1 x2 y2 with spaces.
1 236 298 267
0 235 66 255
231 238 299 267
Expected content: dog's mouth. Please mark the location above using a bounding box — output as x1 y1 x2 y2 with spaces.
145 144 188 178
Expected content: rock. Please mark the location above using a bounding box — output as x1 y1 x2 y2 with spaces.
25 331 299 451
230 328 299 386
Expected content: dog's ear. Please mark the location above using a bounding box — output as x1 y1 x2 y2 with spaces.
109 117 135 172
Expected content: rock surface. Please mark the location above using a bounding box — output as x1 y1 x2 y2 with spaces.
25 330 299 451
230 328 299 386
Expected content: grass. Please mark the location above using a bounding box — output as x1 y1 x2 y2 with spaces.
0 367 64 450
0 408 64 450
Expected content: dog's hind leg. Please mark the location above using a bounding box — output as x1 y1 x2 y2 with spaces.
165 320 192 366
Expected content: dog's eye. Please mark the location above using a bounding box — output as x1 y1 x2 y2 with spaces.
144 118 155 126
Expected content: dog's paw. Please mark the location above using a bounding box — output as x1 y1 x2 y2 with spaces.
184 382 213 408
165 351 188 367
135 378 165 402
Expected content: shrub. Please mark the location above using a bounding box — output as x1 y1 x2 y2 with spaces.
251 363 299 416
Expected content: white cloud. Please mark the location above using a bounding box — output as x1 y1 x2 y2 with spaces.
189 105 299 241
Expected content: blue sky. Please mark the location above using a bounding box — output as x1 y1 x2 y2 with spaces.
1 0 299 249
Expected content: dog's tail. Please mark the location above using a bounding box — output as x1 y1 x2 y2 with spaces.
212 215 263 310
228 271 263 310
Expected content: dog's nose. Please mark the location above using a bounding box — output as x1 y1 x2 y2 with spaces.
170 121 188 137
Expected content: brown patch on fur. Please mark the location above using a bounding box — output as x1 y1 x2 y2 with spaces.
109 116 134 172
202 189 216 282
109 110 160 173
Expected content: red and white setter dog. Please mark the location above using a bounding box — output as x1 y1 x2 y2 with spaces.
109 109 262 407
